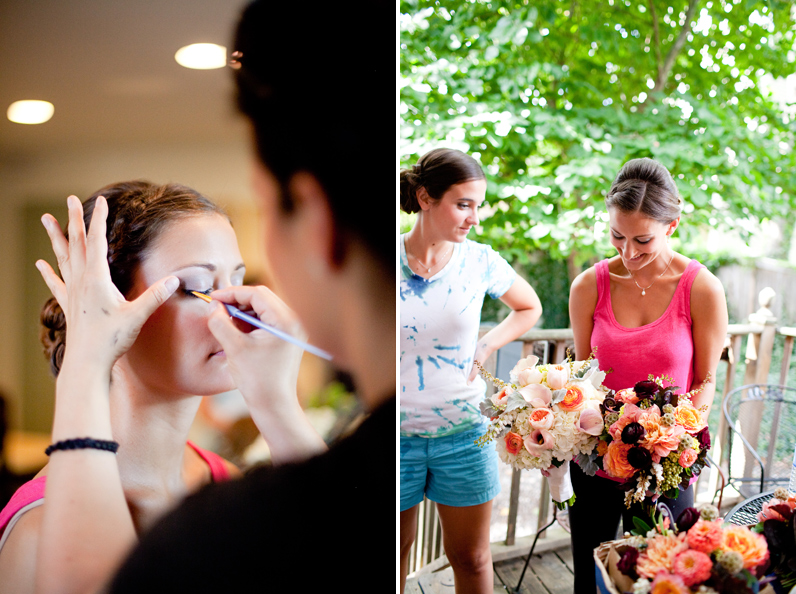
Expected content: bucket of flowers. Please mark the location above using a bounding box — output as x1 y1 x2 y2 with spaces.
754 487 796 593
475 350 608 508
577 375 713 510
595 504 773 594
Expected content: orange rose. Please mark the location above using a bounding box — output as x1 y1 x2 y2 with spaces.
686 520 724 554
673 402 706 434
529 408 555 430
722 525 769 570
505 432 523 456
558 384 587 412
602 441 636 480
679 448 697 468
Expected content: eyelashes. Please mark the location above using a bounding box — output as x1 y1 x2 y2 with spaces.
182 287 213 298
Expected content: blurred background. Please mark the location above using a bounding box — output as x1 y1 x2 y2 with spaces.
0 0 357 500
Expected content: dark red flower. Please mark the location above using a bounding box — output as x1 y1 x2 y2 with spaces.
626 446 652 470
634 380 659 400
621 422 646 445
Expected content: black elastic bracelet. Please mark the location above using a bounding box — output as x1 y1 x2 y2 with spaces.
45 438 120 456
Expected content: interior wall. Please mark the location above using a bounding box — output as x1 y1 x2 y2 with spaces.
0 139 269 432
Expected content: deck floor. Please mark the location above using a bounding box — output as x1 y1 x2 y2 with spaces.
406 546 574 594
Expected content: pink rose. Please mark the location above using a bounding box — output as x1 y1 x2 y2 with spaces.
518 384 552 408
491 385 512 407
679 448 697 468
615 388 639 405
524 428 554 456
505 432 523 455
517 367 543 386
577 408 604 436
529 408 555 430
546 364 570 390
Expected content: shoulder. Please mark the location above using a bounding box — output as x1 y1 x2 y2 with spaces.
0 503 43 593
690 264 726 303
570 266 598 303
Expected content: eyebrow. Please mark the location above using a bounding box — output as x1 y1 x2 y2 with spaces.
173 263 246 273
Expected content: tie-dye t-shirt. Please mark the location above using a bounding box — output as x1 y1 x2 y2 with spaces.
400 235 516 437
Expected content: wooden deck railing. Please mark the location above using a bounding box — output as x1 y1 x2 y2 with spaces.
406 288 796 577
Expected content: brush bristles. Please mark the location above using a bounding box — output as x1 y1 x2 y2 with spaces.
190 291 213 303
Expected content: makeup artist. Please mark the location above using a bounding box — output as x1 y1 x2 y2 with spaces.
29 0 394 592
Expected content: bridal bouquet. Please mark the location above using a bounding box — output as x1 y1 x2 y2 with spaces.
476 351 609 507
579 375 712 509
599 504 772 594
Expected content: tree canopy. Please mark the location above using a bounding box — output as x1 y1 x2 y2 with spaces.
400 0 796 283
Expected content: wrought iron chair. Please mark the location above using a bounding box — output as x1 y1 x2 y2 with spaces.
721 384 796 499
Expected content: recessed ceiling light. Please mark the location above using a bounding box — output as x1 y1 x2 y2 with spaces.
7 100 54 124
175 43 227 70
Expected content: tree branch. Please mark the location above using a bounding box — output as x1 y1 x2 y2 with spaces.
648 0 662 70
653 0 700 92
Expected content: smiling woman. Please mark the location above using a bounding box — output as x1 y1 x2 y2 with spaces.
0 180 315 593
399 148 543 593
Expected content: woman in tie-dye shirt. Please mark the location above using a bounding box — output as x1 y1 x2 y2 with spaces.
399 148 542 594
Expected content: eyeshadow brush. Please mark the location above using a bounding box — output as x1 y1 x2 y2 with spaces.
189 291 332 360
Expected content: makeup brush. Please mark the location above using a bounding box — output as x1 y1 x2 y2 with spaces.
189 291 332 360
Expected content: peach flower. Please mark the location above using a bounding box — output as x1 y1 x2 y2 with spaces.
679 448 698 468
686 520 724 554
640 408 685 459
650 571 689 594
546 364 570 390
529 408 555 430
672 549 713 587
602 441 636 480
722 525 769 570
491 385 512 407
510 355 539 385
636 533 689 579
518 384 552 408
524 428 554 456
505 432 523 455
558 384 589 412
517 366 544 386
673 402 706 434
615 388 639 405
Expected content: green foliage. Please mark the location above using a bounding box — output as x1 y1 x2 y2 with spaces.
400 0 796 292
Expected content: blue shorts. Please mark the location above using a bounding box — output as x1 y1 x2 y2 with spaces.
400 424 500 512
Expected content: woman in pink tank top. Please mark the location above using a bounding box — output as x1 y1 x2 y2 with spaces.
566 158 728 594
0 182 320 592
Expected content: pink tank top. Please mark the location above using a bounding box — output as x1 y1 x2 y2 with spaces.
0 441 231 538
591 258 704 393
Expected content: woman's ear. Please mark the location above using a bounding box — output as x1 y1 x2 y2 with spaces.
416 186 433 211
287 172 344 271
666 217 680 237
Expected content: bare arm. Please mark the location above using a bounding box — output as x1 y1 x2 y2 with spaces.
34 196 179 594
689 269 729 416
568 268 599 361
468 276 542 382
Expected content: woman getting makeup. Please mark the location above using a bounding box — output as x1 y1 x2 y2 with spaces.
0 180 322 593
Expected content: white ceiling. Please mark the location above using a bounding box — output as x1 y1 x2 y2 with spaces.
0 0 253 160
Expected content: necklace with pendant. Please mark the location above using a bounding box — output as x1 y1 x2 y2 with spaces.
406 237 451 274
628 252 675 296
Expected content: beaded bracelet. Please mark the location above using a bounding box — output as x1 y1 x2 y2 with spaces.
45 438 120 456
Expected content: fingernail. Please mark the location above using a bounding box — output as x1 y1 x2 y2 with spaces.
41 215 50 229
164 277 179 293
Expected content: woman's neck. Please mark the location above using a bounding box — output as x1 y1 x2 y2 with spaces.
108 367 203 497
405 224 452 262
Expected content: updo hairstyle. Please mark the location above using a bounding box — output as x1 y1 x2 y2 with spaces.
605 158 683 224
40 181 227 376
400 148 485 214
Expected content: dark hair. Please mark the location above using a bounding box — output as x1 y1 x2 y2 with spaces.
399 149 485 214
605 158 683 223
230 0 393 269
40 181 227 376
